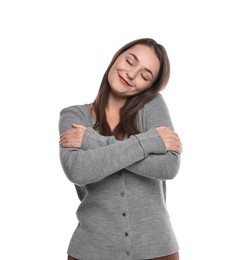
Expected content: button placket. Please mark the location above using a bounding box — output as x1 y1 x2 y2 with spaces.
119 170 132 258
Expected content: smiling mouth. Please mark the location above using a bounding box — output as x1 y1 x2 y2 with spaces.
119 75 131 86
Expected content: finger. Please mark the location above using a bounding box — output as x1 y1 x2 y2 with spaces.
60 137 70 145
176 143 183 153
60 130 71 139
72 124 85 128
170 146 182 154
60 134 68 141
60 140 71 147
60 141 81 148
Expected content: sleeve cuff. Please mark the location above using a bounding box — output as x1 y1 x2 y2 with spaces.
135 128 166 156
81 127 108 149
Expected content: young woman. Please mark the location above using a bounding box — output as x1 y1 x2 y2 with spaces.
59 38 182 260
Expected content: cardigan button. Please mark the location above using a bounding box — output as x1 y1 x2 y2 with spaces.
125 232 129 237
122 212 126 217
126 251 131 256
120 192 125 197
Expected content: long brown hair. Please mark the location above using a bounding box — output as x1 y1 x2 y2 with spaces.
92 38 170 139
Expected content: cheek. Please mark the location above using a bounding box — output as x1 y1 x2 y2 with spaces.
137 80 152 91
108 66 115 83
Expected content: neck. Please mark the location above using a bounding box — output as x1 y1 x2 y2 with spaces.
106 91 127 113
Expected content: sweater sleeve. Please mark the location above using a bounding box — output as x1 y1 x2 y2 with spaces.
125 94 181 180
59 105 111 148
81 126 179 180
59 106 166 186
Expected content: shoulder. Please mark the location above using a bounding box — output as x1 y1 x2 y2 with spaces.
60 104 88 117
138 94 166 116
59 104 91 134
144 93 166 110
59 104 93 123
142 93 168 116
137 93 173 130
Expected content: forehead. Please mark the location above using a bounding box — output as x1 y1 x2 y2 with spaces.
124 44 160 73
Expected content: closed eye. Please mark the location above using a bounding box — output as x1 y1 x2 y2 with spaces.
141 73 149 81
126 59 133 66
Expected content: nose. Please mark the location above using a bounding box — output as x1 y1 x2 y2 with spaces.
126 70 138 80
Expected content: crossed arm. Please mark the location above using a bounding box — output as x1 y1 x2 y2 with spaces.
60 124 181 154
59 95 182 185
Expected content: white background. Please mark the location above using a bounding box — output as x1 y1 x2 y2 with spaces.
1 0 249 259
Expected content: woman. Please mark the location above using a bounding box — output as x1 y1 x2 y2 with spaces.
59 38 182 260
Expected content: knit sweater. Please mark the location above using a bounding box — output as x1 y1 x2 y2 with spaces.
59 93 180 260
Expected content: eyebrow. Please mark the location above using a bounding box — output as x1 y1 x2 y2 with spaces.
128 53 154 78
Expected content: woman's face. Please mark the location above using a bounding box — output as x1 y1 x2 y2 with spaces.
108 44 160 97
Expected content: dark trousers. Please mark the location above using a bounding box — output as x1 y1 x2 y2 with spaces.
68 251 179 260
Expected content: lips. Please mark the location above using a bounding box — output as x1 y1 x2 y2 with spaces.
119 75 130 86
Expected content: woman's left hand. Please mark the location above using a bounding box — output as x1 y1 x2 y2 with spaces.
60 124 86 148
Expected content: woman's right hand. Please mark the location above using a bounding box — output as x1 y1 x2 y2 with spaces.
60 124 86 148
156 126 182 154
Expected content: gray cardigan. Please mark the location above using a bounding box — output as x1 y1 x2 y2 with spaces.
59 94 180 260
